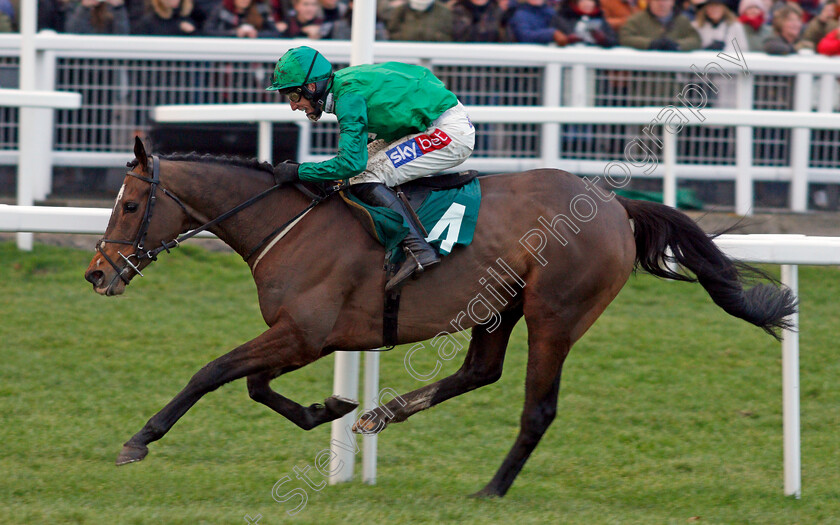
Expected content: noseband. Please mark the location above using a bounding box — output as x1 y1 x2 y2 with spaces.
96 155 337 290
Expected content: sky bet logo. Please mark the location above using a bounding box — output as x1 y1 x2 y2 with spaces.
387 129 452 168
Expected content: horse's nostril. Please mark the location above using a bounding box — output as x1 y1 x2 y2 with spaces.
86 270 104 286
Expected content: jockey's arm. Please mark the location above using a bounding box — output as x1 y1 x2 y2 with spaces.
298 93 369 182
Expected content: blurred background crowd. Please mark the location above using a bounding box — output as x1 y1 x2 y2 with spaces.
0 0 838 56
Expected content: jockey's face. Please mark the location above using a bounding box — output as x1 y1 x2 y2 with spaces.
289 95 316 117
287 82 319 117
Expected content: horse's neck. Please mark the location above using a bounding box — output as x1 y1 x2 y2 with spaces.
166 162 297 258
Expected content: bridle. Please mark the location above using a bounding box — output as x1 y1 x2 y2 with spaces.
96 156 185 288
96 155 336 290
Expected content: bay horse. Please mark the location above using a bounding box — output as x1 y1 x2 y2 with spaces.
84 137 796 498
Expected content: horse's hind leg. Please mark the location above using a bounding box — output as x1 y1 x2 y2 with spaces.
472 322 570 498
246 372 358 430
353 306 522 434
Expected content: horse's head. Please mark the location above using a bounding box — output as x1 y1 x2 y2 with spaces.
84 137 193 296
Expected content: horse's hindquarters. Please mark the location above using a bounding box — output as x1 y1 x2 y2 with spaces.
388 170 637 342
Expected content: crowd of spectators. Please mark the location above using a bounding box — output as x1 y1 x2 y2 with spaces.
0 0 838 56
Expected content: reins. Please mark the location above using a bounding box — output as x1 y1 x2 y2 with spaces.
97 155 337 286
244 197 321 263
148 182 283 261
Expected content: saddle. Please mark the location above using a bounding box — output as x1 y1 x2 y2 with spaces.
399 170 479 208
339 170 478 245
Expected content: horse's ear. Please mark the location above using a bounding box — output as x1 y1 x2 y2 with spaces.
133 136 149 172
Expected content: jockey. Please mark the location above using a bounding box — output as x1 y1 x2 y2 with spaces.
267 46 475 292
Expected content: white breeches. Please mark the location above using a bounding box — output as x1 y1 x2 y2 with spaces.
348 102 475 187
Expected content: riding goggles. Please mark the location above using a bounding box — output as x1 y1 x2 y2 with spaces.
280 50 322 104
282 88 304 103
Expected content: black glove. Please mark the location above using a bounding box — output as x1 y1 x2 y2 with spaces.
707 40 726 51
649 37 680 51
273 161 299 185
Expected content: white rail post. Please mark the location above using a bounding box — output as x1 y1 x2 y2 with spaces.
330 0 377 485
818 73 835 113
662 126 676 208
569 64 586 108
735 74 754 216
257 120 272 163
362 352 380 484
790 73 812 213
330 350 360 485
295 121 310 162
781 264 801 498
541 63 561 167
16 0 38 251
33 47 58 201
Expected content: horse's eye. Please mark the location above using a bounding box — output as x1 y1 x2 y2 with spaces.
124 202 139 213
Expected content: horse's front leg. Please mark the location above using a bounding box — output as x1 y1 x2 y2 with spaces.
246 371 358 430
116 316 317 465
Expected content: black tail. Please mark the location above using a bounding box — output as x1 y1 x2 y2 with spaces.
617 196 797 340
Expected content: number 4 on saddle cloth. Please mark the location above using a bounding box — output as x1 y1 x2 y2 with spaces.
340 171 482 265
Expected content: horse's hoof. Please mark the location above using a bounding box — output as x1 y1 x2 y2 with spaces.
351 411 387 434
468 487 503 499
325 395 358 417
116 443 148 466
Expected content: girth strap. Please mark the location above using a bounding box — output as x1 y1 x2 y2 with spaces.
383 290 401 350
249 204 318 273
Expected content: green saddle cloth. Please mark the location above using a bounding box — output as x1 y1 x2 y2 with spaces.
614 189 703 210
344 178 481 260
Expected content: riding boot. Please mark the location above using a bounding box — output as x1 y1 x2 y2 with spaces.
352 183 441 291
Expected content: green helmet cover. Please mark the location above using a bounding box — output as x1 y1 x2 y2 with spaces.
266 46 333 92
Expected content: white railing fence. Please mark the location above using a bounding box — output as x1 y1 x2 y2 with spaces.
151 104 840 217
0 88 81 250
1 35 840 214
709 235 840 498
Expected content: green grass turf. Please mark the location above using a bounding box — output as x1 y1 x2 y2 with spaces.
0 241 838 524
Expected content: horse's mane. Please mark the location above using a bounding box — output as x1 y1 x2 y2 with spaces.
160 152 275 174
127 152 274 174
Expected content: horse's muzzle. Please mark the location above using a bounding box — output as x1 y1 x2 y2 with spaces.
85 268 104 288
84 257 128 296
